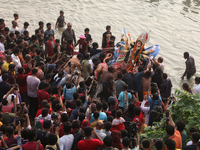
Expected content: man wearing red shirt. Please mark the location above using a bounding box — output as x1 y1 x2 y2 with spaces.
17 67 32 105
77 126 103 150
22 127 44 150
35 100 52 118
37 82 50 109
74 34 88 59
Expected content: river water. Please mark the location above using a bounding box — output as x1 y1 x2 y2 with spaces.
1 0 200 92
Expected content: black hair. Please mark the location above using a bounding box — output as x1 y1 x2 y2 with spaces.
43 104 50 109
123 84 128 90
85 54 90 60
9 33 14 38
55 103 62 111
43 120 51 129
13 48 19 54
122 69 127 75
0 19 4 23
41 108 49 117
106 25 111 30
138 66 144 72
9 64 15 71
184 52 189 58
84 126 93 137
73 92 79 100
79 113 85 124
165 139 175 150
144 71 151 78
104 122 112 131
2 74 9 81
17 67 24 74
158 57 163 63
93 111 99 119
134 106 141 116
36 49 41 55
15 30 20 35
104 136 113 147
2 99 8 106
189 126 198 133
96 102 103 111
155 140 163 150
142 139 150 148
166 125 175 136
13 13 18 17
66 82 72 89
43 82 49 89
111 109 116 118
39 38 44 43
84 28 89 32
79 81 85 88
24 30 28 36
60 10 64 14
163 73 168 80
39 21 44 26
152 93 159 100
116 109 122 118
176 121 185 132
21 128 29 139
16 45 23 50
107 116 113 123
47 133 57 145
61 113 69 123
117 73 122 79
4 27 9 32
52 99 59 112
77 53 83 59
122 137 130 148
55 39 60 43
103 102 108 111
28 127 37 141
192 132 200 143
108 66 114 72
24 22 29 26
111 36 115 40
63 122 72 134
46 23 51 27
35 29 40 34
32 68 38 74
76 100 82 107
72 120 80 129
121 129 128 139
31 35 37 41
109 41 114 46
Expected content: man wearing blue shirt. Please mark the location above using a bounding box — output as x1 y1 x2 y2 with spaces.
89 102 107 124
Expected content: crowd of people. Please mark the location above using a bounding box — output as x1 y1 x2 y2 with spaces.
0 10 199 150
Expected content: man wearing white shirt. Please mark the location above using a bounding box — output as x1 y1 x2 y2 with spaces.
11 48 21 73
89 58 98 74
194 77 200 95
60 122 74 150
0 35 5 51
10 21 19 34
141 97 150 125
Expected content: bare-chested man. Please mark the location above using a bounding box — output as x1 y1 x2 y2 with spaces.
142 71 152 96
64 53 82 73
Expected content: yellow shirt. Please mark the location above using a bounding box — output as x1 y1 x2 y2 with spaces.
0 121 3 127
3 62 13 71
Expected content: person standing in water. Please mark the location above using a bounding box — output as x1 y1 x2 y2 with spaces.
181 52 196 80
55 10 66 29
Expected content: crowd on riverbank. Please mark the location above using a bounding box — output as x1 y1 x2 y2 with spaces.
0 11 200 150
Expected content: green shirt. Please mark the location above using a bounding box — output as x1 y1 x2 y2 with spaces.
181 130 187 149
